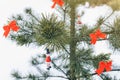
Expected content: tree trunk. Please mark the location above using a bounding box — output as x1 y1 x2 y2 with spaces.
69 5 77 80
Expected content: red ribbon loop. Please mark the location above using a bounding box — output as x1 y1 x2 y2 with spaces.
89 29 106 44
51 0 64 8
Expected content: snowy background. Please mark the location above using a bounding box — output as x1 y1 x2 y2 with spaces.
0 0 120 80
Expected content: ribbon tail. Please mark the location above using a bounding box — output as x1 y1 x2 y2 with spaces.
96 61 106 75
96 69 103 75
89 33 97 44
51 2 56 8
91 38 97 44
3 30 10 37
96 66 105 75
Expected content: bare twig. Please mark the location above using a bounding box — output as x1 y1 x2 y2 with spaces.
52 61 67 76
20 75 68 79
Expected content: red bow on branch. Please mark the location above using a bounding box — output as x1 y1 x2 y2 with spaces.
3 20 20 37
89 29 106 44
96 61 112 75
51 0 64 8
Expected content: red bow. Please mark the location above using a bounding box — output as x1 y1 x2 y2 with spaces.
51 0 64 8
89 29 106 44
96 61 112 75
3 20 20 37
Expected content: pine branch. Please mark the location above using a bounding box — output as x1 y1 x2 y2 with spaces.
59 6 68 22
76 37 107 42
13 65 68 79
63 7 67 22
25 8 40 23
91 69 120 76
98 74 105 80
77 30 114 42
77 11 115 43
76 69 120 78
59 42 70 54
35 66 45 75
101 74 111 79
103 23 114 30
19 75 68 79
29 13 40 23
97 11 114 27
52 61 68 78
102 11 114 24
76 11 115 43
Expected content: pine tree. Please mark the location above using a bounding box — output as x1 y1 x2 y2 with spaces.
5 0 120 80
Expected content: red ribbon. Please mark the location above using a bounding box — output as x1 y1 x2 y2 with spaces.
3 20 20 37
89 29 106 44
96 61 112 75
51 0 64 8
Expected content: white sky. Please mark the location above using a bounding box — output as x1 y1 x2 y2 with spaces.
0 0 120 80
